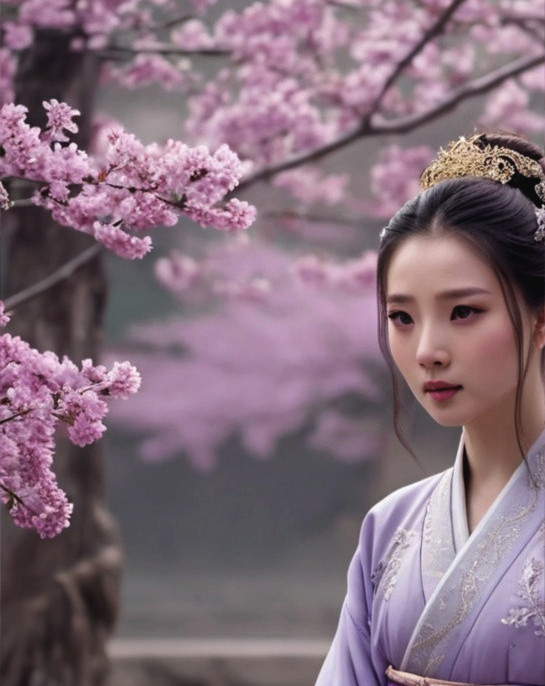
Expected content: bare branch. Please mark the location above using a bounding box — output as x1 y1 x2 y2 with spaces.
367 0 469 118
147 13 194 31
264 210 362 228
98 44 230 61
9 197 36 208
236 51 545 193
3 244 102 311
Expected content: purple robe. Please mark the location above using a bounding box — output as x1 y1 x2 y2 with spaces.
316 429 545 685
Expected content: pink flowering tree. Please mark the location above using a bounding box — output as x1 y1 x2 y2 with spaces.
1 0 543 684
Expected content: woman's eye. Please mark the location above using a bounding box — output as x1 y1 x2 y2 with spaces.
387 310 413 326
451 305 481 321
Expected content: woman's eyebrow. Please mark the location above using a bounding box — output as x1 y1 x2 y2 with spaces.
386 287 491 304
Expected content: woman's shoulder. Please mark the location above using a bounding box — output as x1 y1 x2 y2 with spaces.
372 469 447 518
357 469 449 551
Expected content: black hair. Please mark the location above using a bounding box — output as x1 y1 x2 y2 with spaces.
377 132 545 457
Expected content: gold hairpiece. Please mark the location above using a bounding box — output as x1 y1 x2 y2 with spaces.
419 134 545 241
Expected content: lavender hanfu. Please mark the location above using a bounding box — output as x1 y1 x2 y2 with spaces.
316 428 545 685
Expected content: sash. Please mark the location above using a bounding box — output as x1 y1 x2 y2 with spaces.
400 429 545 678
386 665 507 686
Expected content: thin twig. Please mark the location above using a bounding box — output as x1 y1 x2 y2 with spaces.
0 483 25 507
264 210 362 228
147 13 194 31
0 409 32 426
367 0 469 119
9 198 36 208
98 45 230 60
3 244 102 311
236 50 545 192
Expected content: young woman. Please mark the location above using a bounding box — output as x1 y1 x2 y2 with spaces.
315 133 545 686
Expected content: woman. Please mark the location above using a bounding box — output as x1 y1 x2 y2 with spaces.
315 133 545 686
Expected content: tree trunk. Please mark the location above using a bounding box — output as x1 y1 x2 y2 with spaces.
0 30 123 686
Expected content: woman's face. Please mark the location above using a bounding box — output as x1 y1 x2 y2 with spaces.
385 232 538 431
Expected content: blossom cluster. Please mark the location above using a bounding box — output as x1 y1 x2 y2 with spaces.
0 101 256 258
183 0 544 187
0 301 140 537
2 1 543 218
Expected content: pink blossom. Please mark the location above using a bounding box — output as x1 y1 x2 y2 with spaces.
0 320 140 537
212 276 272 302
0 103 257 257
369 144 435 217
108 54 189 91
155 251 205 292
104 361 142 399
171 20 214 50
2 21 33 50
42 98 80 143
0 181 11 210
93 221 153 259
274 167 348 208
480 79 545 133
292 254 330 287
17 0 76 29
185 199 257 232
293 251 377 292
0 301 10 326
521 66 545 91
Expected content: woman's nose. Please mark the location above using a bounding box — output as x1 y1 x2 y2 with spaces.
416 328 450 368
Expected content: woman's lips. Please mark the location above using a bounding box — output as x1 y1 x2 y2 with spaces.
423 381 462 402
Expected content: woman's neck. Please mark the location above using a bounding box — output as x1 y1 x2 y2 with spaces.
462 378 545 533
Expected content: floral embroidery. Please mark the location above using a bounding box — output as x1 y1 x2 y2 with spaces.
422 471 455 583
404 441 545 676
374 528 417 601
502 536 545 638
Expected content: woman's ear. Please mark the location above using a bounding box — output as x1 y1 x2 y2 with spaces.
533 306 545 350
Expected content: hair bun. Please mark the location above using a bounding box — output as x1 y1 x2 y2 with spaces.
476 132 545 207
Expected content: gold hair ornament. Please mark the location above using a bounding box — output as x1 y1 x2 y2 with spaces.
419 135 545 242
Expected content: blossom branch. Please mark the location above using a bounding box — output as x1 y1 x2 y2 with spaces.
0 302 141 538
371 50 545 135
366 0 469 119
237 50 545 192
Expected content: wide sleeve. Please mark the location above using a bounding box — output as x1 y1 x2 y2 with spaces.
315 513 387 686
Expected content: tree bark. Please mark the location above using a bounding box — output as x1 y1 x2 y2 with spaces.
1 30 123 686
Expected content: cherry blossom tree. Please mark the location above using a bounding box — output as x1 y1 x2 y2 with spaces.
1 0 543 684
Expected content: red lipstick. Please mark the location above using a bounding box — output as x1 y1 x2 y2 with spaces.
423 380 462 402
